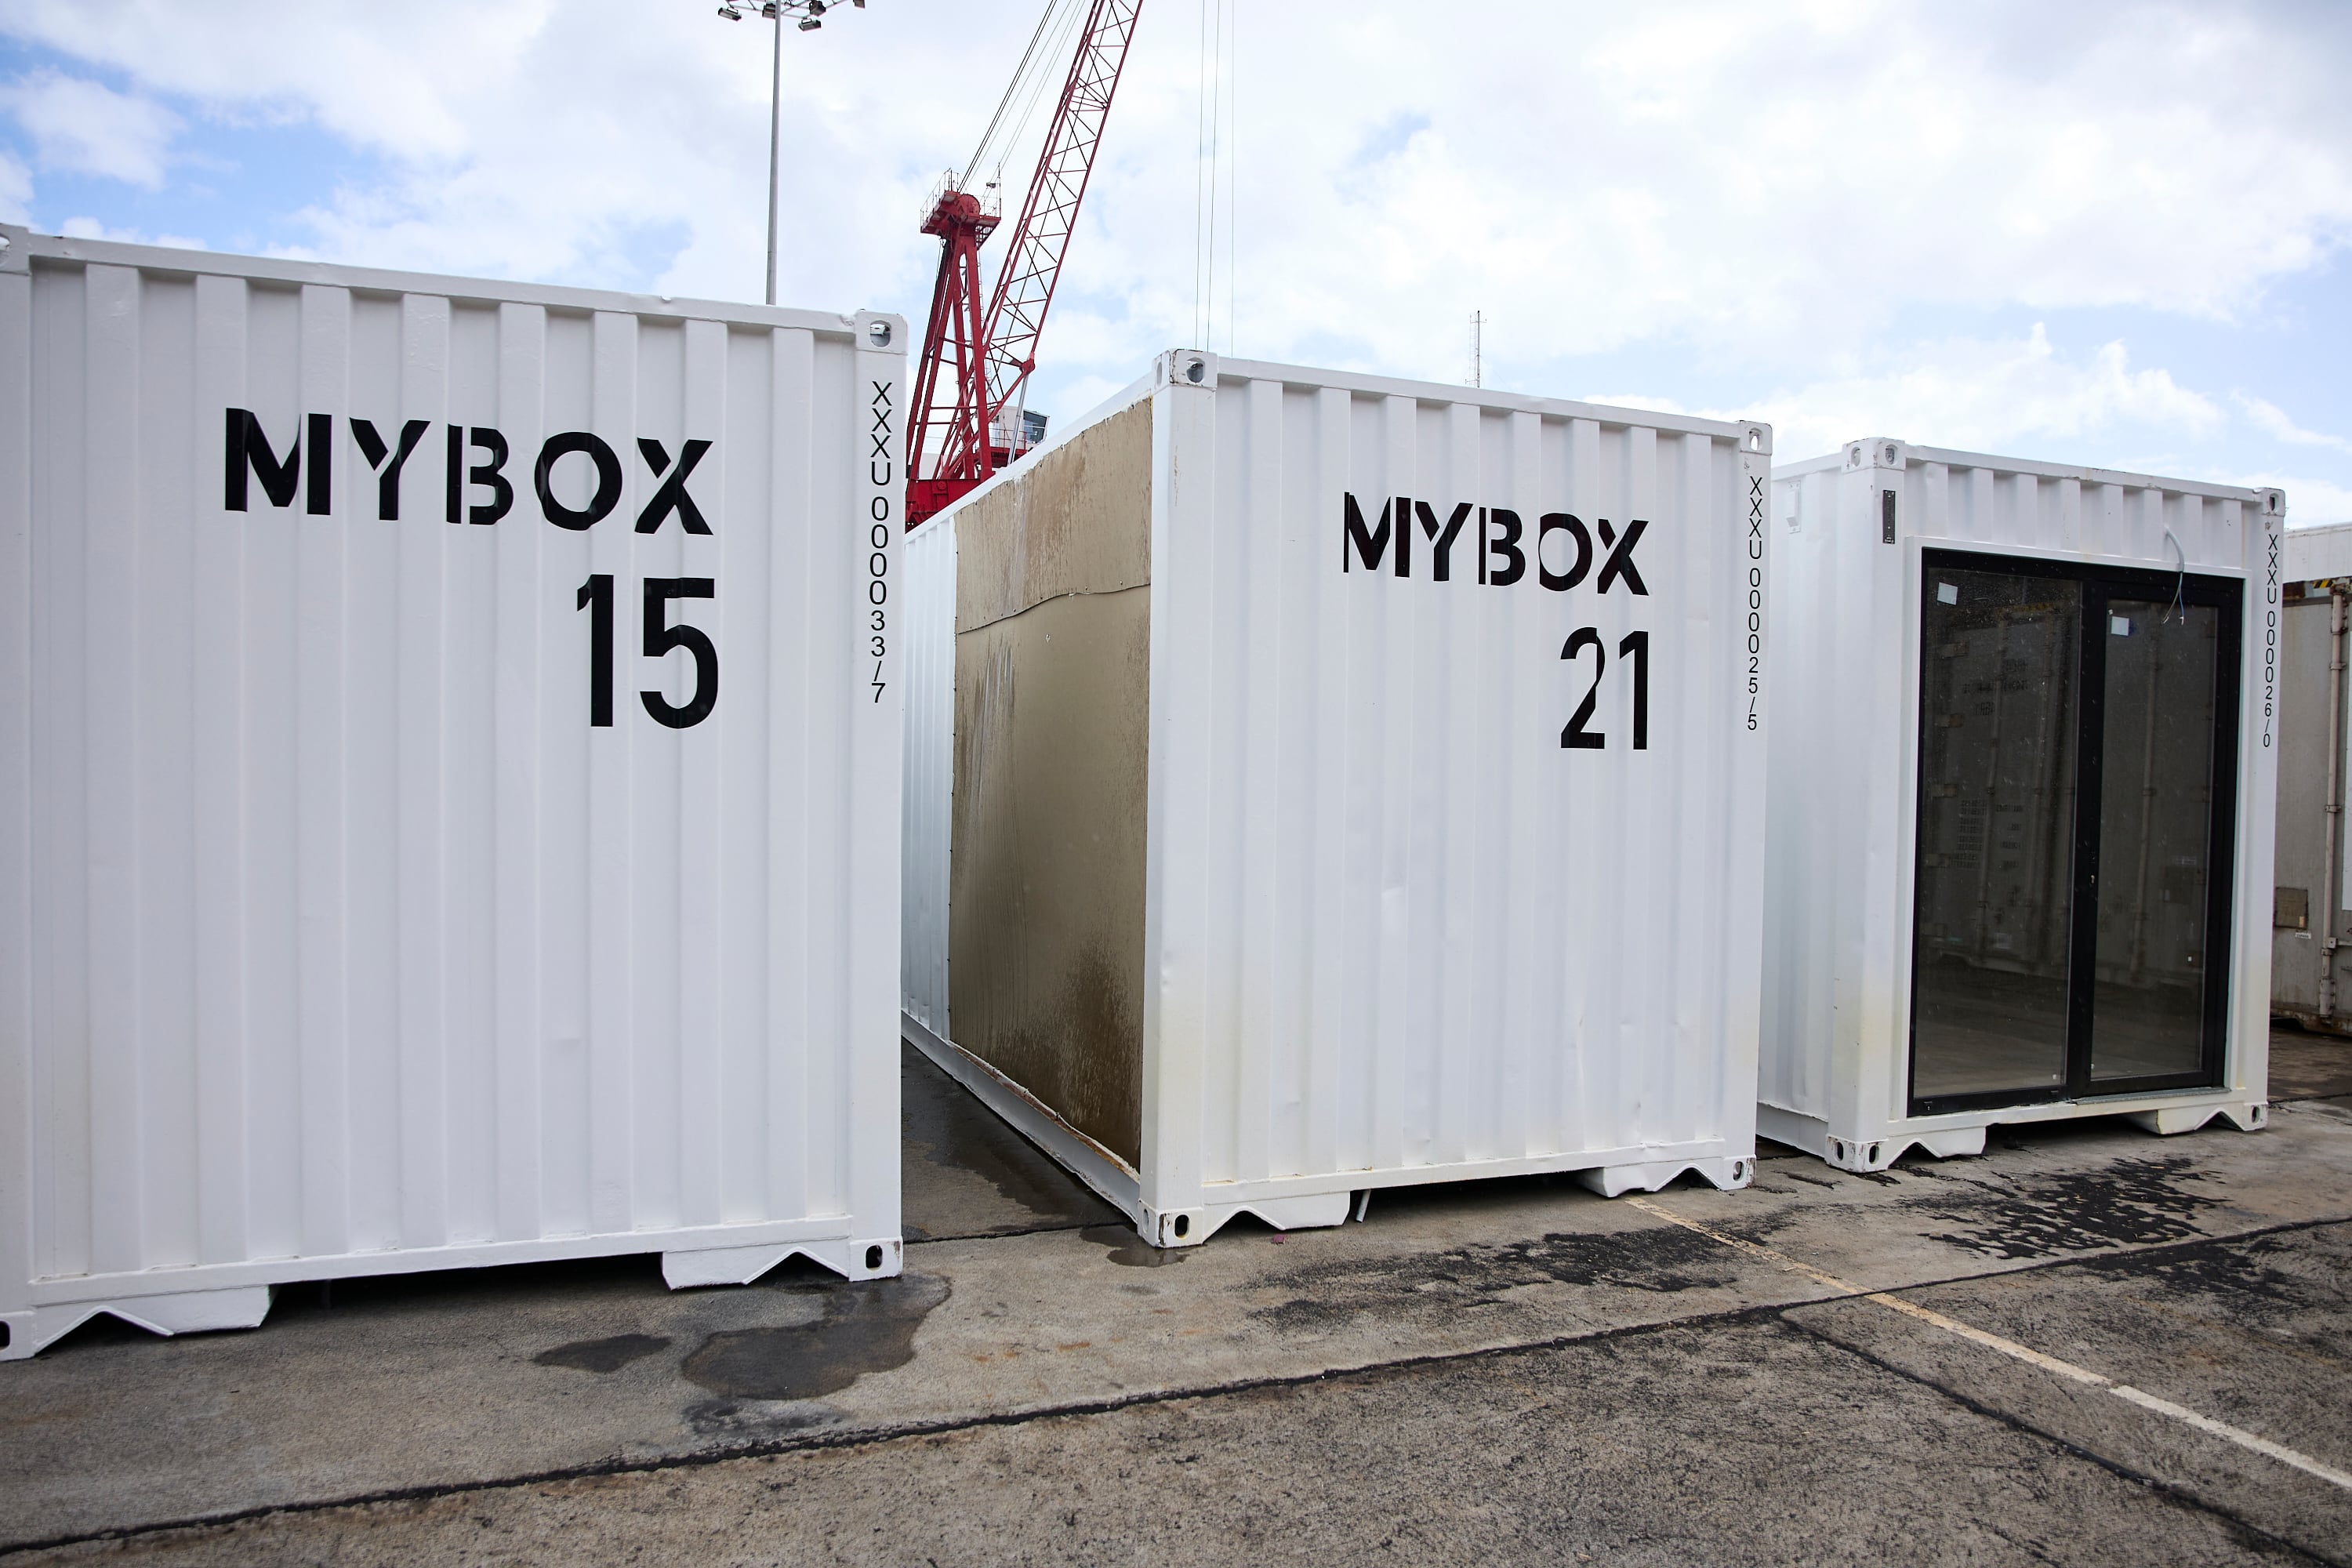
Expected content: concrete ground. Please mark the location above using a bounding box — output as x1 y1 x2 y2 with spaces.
4 1033 2351 1566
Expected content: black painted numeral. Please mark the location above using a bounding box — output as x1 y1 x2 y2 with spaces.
577 574 719 729
577 573 615 727
641 577 719 729
1560 626 1651 751
1562 627 1606 750
1619 630 1649 750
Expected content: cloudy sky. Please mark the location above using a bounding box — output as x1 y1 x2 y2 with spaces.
2 0 2347 519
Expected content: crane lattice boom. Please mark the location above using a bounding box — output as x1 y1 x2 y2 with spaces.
907 0 1142 526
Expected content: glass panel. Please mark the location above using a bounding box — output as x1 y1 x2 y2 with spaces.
2091 601 2220 1081
1911 568 2081 1102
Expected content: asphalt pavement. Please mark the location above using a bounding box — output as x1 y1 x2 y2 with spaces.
4 1033 2350 1566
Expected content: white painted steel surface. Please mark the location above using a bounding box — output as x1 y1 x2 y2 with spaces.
1762 437 2281 1171
900 516 953 1036
0 227 906 1360
905 350 1774 1245
2269 586 2342 1023
2286 523 2352 585
2270 524 2352 1026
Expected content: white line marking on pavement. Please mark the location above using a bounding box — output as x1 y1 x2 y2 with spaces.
1624 1196 2352 1494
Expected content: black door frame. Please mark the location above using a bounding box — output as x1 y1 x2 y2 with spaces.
1907 547 2244 1117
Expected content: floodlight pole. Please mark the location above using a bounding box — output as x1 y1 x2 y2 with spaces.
765 5 782 305
719 0 863 306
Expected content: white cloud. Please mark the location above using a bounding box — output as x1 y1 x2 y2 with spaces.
1596 326 2226 466
0 0 2347 562
1067 0 2352 383
1 0 2346 386
0 0 938 299
56 216 208 250
0 3 517 160
2237 394 2352 456
1 69 180 187
0 147 27 222
2253 474 2352 525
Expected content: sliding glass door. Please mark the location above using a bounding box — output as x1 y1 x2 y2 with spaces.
1911 566 2081 1102
1907 550 2241 1115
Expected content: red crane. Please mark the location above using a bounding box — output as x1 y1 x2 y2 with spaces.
906 0 1143 527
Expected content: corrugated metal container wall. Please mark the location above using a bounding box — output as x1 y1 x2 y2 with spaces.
900 517 954 1035
1762 437 2280 1172
2270 523 2352 1028
2285 523 2352 583
0 228 906 1361
905 350 1774 1247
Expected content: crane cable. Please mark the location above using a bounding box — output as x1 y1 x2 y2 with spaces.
1192 0 1237 352
1191 0 1215 348
995 3 1086 189
1225 0 1237 354
964 0 1082 191
964 0 1058 185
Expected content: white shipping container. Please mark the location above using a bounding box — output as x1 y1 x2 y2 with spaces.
2269 523 2352 1028
903 350 1774 1247
0 227 907 1361
1763 438 2281 1171
2284 522 2352 584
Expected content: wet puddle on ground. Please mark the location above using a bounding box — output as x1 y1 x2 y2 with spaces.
680 1273 952 1403
532 1333 672 1374
1081 1225 1187 1268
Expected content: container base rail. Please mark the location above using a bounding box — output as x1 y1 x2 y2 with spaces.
0 1231 904 1363
907 1014 1752 1250
1758 1098 2268 1176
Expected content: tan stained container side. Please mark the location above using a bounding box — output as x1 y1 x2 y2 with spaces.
954 400 1152 632
948 401 1153 1166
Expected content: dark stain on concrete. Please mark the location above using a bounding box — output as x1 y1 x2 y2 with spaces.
901 1043 1120 1234
1083 1224 1186 1268
1915 1155 2220 1260
1251 1225 1740 1334
681 1274 950 1403
2074 1229 2314 1309
532 1333 671 1374
681 1398 845 1439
